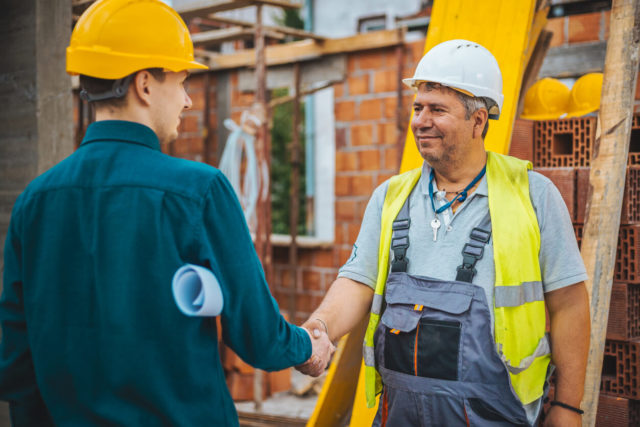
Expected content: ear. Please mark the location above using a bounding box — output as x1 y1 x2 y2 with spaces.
131 70 153 106
472 108 488 139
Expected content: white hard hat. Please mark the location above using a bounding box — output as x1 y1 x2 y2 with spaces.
403 39 504 120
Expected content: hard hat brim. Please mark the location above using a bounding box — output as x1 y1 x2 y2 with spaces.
66 47 208 79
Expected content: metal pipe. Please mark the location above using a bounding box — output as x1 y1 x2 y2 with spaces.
288 62 302 324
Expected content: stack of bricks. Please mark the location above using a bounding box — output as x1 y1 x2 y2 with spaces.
216 318 292 401
509 113 640 425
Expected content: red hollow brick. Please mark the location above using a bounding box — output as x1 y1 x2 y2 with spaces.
577 166 640 224
359 99 383 121
509 119 535 162
348 75 369 96
373 70 397 93
336 200 358 221
378 122 398 145
313 250 334 268
533 117 596 167
351 124 374 147
568 12 601 44
357 149 381 171
607 283 640 341
351 174 375 196
628 114 640 165
335 100 356 122
596 394 640 427
601 339 640 399
334 82 345 99
334 175 351 197
534 167 576 221
383 96 398 119
302 270 322 291
336 151 358 172
358 50 386 70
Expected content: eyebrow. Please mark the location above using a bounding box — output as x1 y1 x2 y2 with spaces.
413 101 448 109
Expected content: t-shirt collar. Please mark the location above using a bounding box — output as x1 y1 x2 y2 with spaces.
419 161 488 197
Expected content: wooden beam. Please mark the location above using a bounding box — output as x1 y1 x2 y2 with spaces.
177 0 300 21
192 26 284 47
517 29 553 117
205 15 327 41
580 0 640 425
196 28 404 71
539 41 606 78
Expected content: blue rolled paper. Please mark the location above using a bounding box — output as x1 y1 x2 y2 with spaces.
172 264 224 317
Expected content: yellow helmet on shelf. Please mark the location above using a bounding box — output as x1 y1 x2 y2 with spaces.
566 73 603 118
66 0 207 79
521 78 570 120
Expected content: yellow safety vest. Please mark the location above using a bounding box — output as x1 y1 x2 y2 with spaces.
363 151 550 408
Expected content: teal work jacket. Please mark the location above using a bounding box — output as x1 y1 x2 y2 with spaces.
0 120 311 426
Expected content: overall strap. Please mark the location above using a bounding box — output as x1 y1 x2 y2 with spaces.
455 211 492 283
390 197 411 273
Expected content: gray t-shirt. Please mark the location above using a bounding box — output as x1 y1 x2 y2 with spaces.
338 162 587 424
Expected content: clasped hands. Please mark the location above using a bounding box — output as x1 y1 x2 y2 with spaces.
295 318 335 377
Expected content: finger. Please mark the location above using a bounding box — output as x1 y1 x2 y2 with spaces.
313 328 321 338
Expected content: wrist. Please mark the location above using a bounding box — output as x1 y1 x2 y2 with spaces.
550 400 584 415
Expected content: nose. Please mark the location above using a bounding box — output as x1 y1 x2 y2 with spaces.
412 108 433 130
184 92 193 110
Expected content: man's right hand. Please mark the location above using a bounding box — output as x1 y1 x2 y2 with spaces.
295 328 335 377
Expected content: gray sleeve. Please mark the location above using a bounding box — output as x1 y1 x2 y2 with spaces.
337 181 389 289
529 171 588 293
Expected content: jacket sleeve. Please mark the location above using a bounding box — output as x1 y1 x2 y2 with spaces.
0 202 53 424
198 171 311 371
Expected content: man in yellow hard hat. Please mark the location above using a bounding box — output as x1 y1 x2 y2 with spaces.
300 40 589 426
0 0 333 425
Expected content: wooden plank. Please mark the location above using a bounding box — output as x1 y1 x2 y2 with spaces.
192 27 284 47
539 42 606 78
177 0 300 21
196 28 403 71
206 15 327 41
580 0 640 425
517 30 553 117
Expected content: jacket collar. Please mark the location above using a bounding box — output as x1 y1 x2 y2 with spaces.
80 120 161 151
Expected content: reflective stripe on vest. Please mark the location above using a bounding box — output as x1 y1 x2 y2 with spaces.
363 152 550 408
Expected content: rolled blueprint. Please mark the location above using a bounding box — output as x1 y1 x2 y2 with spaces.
172 264 224 316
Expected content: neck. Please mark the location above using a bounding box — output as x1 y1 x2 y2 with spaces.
432 149 487 190
95 105 153 132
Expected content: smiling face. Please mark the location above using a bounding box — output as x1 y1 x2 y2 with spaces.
148 70 192 145
410 84 477 168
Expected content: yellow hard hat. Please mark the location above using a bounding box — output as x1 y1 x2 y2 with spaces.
67 0 208 79
521 78 570 120
566 73 603 118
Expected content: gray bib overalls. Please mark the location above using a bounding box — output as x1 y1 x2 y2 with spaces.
372 196 545 426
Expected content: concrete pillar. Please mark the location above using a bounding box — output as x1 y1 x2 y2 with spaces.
0 0 73 422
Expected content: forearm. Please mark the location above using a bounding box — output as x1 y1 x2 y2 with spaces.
547 282 590 406
306 277 374 342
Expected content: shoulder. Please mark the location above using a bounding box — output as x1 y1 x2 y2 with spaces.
527 169 557 206
147 153 228 200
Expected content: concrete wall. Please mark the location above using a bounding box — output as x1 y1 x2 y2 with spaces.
0 0 73 421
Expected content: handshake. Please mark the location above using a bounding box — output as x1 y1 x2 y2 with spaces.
295 318 336 377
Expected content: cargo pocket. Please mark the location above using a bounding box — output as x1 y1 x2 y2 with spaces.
416 318 461 380
381 304 422 375
465 398 528 426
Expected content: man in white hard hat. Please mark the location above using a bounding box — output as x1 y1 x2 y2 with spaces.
299 40 590 426
0 0 333 425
